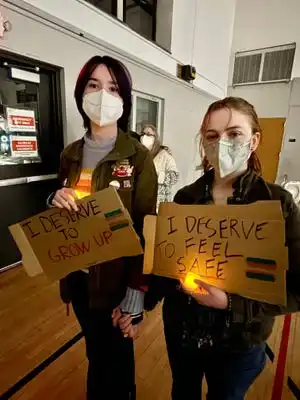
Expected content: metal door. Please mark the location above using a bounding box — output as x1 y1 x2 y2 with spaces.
0 50 63 270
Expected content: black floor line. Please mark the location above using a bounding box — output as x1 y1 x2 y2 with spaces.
0 332 83 400
1 333 299 399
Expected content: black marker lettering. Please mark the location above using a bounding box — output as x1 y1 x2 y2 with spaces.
168 216 178 235
165 243 176 259
185 237 195 255
217 260 227 280
49 212 63 230
229 219 240 238
219 219 228 239
177 257 187 273
224 240 242 258
155 241 167 260
197 217 208 235
59 228 69 240
205 259 215 277
241 221 255 239
21 221 40 238
205 218 217 237
212 242 222 258
190 257 200 274
65 209 77 223
185 216 197 233
68 228 79 239
255 222 268 240
90 199 101 216
39 216 53 234
76 204 88 220
198 239 207 254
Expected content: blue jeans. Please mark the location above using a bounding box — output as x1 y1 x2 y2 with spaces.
167 341 266 400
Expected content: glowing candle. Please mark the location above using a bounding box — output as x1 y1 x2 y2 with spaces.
183 272 208 295
183 272 200 291
74 190 91 200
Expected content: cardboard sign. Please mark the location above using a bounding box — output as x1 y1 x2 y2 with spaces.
6 108 36 133
10 187 143 281
10 136 38 157
143 201 288 305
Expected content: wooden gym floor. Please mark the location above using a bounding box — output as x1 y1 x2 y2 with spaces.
0 267 299 399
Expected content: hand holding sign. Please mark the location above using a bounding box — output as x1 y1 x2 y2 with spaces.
53 188 78 211
181 274 228 310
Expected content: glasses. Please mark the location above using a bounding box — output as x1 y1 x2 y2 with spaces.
142 132 155 137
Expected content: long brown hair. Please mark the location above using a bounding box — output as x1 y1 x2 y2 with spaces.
200 97 262 175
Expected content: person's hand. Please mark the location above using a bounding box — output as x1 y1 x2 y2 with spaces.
112 307 122 327
118 314 139 339
52 188 78 211
181 279 228 310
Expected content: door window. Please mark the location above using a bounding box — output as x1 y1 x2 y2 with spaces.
0 54 63 180
0 68 41 165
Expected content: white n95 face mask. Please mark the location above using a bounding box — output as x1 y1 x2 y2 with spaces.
141 135 155 150
204 138 251 178
82 89 123 127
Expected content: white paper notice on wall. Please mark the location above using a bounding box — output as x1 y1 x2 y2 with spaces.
10 136 38 158
6 108 37 133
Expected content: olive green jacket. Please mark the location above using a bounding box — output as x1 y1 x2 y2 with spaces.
56 131 158 309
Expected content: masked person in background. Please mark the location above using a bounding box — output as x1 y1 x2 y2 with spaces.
48 56 157 400
141 124 179 211
141 97 300 399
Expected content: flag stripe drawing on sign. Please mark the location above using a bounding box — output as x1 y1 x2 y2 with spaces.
246 257 277 269
246 271 276 282
109 221 130 231
104 209 123 219
143 201 288 305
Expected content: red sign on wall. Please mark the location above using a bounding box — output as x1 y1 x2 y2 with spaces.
6 108 36 133
10 136 38 158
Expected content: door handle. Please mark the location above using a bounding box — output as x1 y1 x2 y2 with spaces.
0 174 57 187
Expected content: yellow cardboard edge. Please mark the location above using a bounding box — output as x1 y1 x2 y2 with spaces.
143 215 157 275
9 223 43 276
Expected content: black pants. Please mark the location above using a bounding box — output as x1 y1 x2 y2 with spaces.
165 329 266 400
69 272 136 400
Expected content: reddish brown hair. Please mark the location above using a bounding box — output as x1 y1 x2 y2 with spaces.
200 97 262 175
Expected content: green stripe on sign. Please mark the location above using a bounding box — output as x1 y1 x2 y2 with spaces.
104 209 122 219
246 271 276 282
110 222 129 231
246 257 276 265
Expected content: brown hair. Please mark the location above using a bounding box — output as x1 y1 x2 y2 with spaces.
200 97 262 175
141 123 172 157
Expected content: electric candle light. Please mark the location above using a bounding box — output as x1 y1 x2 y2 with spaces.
184 272 199 291
183 273 208 294
74 190 91 200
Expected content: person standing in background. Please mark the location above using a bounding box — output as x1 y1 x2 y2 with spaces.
48 55 157 400
141 124 179 210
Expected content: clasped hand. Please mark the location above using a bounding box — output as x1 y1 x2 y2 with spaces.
112 307 139 339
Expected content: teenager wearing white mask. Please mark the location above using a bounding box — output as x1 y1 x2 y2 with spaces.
49 56 157 399
140 124 179 210
143 97 300 399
